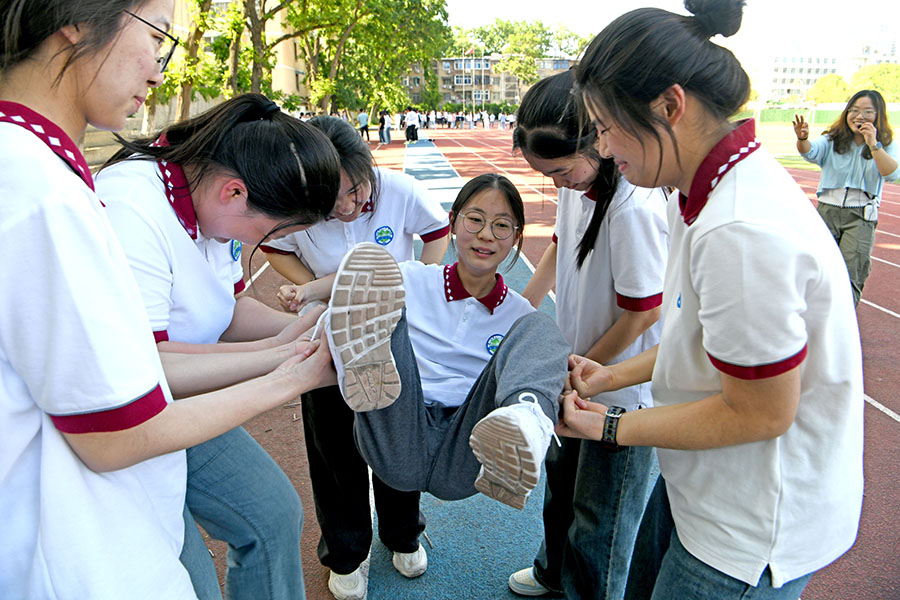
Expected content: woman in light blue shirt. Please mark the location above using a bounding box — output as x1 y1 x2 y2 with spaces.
794 90 899 305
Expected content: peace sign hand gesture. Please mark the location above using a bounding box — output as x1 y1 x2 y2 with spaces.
792 114 809 140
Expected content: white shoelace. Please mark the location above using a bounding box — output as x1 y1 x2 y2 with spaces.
517 392 561 448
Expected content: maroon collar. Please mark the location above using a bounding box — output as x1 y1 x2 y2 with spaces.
0 101 94 192
442 263 509 314
679 119 759 225
153 134 198 239
584 184 599 202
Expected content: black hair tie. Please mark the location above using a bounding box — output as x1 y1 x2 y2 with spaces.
262 100 280 119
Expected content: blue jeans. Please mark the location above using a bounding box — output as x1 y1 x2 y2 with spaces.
179 427 305 600
534 439 657 599
626 478 813 600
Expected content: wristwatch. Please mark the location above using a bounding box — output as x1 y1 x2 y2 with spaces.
600 406 626 450
870 141 883 153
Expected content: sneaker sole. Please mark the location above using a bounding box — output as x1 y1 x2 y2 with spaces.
329 243 405 412
469 412 541 510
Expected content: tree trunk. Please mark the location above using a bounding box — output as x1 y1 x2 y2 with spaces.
244 0 265 93
142 93 158 135
176 0 213 122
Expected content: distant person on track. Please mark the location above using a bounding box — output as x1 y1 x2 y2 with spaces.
404 106 420 142
95 93 343 599
263 115 449 600
794 90 900 306
507 69 668 600
561 2 864 599
357 109 369 141
319 174 569 514
0 2 335 598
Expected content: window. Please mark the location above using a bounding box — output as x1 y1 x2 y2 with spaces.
442 77 453 86
412 93 421 103
412 76 421 87
402 77 409 86
454 60 463 70
553 60 568 70
492 92 500 100
443 61 452 71
443 93 451 102
455 75 472 85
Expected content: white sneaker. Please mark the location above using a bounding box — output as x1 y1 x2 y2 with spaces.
508 566 554 596
469 392 555 510
328 560 369 600
392 543 428 578
326 242 405 411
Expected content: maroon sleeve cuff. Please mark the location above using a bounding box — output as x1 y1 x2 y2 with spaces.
616 292 663 312
259 245 293 255
420 224 450 243
153 330 169 343
50 384 167 433
551 233 559 244
708 345 808 380
234 279 246 295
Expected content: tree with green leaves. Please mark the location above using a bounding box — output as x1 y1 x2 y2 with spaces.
850 64 900 102
806 73 851 104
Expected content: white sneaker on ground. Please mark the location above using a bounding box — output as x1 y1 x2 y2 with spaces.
326 242 405 411
328 559 369 600
508 566 554 596
469 392 555 510
392 543 428 578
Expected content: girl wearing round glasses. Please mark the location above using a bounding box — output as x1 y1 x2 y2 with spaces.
793 90 899 305
261 116 449 598
318 174 570 517
0 2 334 597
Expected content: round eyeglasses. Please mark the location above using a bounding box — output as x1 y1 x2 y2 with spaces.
848 108 876 119
125 10 180 73
461 212 518 240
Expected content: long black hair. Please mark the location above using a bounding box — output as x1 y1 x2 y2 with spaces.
825 90 893 160
576 0 750 185
104 93 341 235
450 173 525 270
1 0 147 79
308 115 380 212
514 70 618 268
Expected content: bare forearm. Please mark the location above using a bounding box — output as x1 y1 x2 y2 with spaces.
872 147 898 176
64 371 308 472
221 296 299 341
522 242 557 309
266 252 315 285
584 307 660 366
160 346 292 398
605 345 657 392
419 236 449 265
796 139 811 154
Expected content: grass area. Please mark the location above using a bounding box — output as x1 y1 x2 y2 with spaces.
754 121 822 172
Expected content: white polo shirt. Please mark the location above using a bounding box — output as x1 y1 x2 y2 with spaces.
0 104 194 598
96 159 244 345
553 180 668 411
400 261 535 407
652 119 863 587
262 167 449 277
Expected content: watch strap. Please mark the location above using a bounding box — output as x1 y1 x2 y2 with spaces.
601 406 626 449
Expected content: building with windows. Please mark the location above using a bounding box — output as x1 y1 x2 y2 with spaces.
404 54 577 109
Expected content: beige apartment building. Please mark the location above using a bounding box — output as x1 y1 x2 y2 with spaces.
404 55 576 108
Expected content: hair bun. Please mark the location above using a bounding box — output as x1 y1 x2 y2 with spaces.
685 0 745 38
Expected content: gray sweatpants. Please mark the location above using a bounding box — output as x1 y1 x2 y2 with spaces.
353 310 570 501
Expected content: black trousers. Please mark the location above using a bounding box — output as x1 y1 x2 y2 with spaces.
301 384 425 574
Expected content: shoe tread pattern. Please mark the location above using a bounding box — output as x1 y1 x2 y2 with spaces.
469 412 540 510
330 244 405 411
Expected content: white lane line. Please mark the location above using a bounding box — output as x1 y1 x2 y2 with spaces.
517 251 556 303
873 256 900 269
865 394 900 424
441 136 558 204
877 228 900 240
860 298 900 320
248 260 269 284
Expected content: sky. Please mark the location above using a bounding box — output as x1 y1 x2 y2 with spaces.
444 0 900 75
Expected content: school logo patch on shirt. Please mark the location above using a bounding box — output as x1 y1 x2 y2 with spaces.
231 240 242 261
374 226 394 245
486 334 504 355
676 293 681 308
